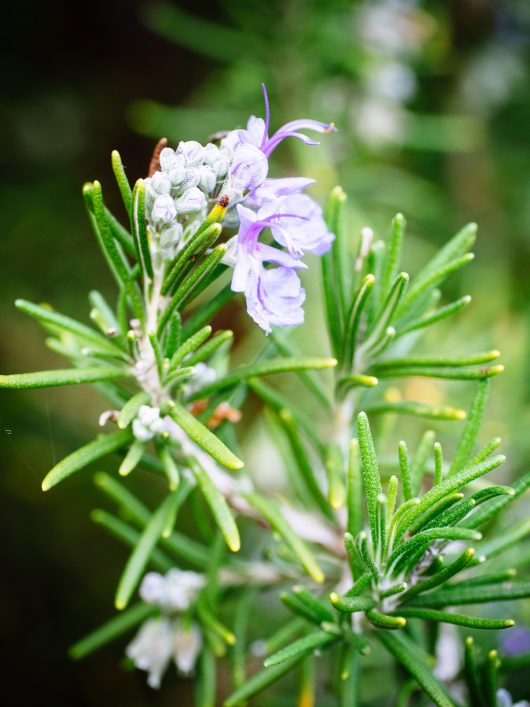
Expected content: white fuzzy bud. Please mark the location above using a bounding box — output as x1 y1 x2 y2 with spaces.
177 140 205 167
159 147 179 171
198 165 217 194
151 171 172 195
151 194 177 224
174 187 207 214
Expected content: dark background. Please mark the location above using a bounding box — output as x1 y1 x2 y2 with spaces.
1 1 529 704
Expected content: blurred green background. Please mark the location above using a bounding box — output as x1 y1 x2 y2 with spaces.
1 0 529 704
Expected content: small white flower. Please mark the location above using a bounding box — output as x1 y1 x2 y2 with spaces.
151 171 172 195
151 194 177 224
139 572 167 605
177 140 205 167
140 569 205 613
133 405 165 442
175 187 207 214
126 618 174 689
174 620 202 675
179 168 201 192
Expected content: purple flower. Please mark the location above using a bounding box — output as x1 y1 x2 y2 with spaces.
247 177 316 207
259 193 334 257
227 85 336 158
222 85 335 333
229 143 269 193
230 205 306 334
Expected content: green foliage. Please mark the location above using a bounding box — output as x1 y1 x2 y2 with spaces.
3 144 529 707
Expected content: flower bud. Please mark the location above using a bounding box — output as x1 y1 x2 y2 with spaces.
177 140 205 167
151 194 177 224
151 171 172 195
159 147 180 172
198 165 217 194
175 187 207 214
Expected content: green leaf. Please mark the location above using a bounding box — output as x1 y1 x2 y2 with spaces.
363 400 467 421
387 527 481 570
186 330 233 367
292 586 334 623
449 379 491 476
342 274 375 370
399 548 476 602
403 454 506 531
376 351 500 370
397 253 474 322
15 298 125 355
473 517 530 561
115 493 179 610
277 410 333 520
356 412 382 544
111 149 133 216
93 472 210 567
244 493 325 584
346 439 363 536
0 365 130 389
464 637 484 707
321 187 346 357
325 442 346 509
69 602 155 660
380 213 405 300
376 631 454 707
396 295 471 337
330 593 375 614
264 631 337 668
189 456 240 552
167 401 243 471
42 430 132 491
270 332 331 409
168 325 212 369
189 356 337 400
182 285 234 339
166 243 227 313
132 179 153 278
91 509 173 572
406 581 530 608
223 654 304 707
398 441 412 501
462 469 530 529
117 391 150 429
230 588 257 689
396 608 514 630
367 609 407 629
162 222 222 295
88 181 144 320
195 645 216 707
366 272 409 351
410 430 436 496
118 439 145 476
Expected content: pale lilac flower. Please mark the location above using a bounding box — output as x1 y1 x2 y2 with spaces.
229 142 269 193
126 618 174 689
249 177 316 206
140 569 205 613
245 265 306 334
259 193 334 257
226 84 336 158
173 620 202 675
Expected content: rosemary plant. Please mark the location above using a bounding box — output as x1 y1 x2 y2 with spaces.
2 89 529 706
